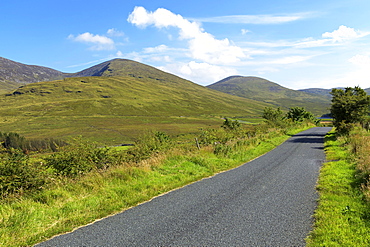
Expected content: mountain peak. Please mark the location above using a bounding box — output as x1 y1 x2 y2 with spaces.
0 57 66 92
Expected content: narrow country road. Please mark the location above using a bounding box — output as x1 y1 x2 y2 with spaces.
36 127 331 246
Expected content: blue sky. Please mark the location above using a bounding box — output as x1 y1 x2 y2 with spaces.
1 0 370 89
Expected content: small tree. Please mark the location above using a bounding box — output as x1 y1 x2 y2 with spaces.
286 107 317 123
221 118 241 131
330 86 370 134
262 107 284 125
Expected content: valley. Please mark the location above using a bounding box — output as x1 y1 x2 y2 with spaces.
0 57 340 145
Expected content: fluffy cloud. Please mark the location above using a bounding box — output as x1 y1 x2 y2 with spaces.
322 25 369 42
159 61 238 85
68 32 115 50
128 6 246 64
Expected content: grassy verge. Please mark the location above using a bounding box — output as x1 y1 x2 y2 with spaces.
0 125 310 247
306 131 370 246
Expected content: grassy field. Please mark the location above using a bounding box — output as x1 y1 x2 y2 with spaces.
0 74 269 145
0 124 311 247
0 115 228 145
307 130 370 246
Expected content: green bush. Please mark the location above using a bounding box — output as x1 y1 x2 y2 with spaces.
126 131 172 163
221 118 241 130
0 150 47 197
213 143 232 156
45 138 113 176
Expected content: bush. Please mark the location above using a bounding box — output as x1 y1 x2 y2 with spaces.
126 131 172 163
0 149 47 197
221 118 241 130
213 143 232 156
45 138 113 177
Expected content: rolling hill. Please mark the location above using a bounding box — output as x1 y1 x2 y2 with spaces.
207 76 331 116
0 59 271 144
0 57 66 94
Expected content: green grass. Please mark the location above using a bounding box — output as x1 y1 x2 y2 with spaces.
0 115 226 145
306 131 370 246
0 73 269 145
0 125 311 247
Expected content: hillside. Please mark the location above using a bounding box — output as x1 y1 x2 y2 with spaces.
0 57 66 94
207 76 331 116
0 60 271 144
299 87 370 97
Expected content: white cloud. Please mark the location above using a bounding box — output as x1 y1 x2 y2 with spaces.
349 54 370 67
128 6 246 65
190 12 312 24
143 44 169 53
269 55 312 65
68 32 115 50
107 28 125 37
322 25 370 42
159 61 238 85
314 69 370 89
150 56 172 62
241 29 251 35
115 51 124 57
242 25 370 49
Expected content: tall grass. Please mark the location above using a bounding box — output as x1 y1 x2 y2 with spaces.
347 128 370 201
307 129 370 246
0 123 313 247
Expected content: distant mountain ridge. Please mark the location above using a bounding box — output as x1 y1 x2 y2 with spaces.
207 76 331 115
0 57 194 93
2 56 369 116
0 57 67 93
299 87 370 97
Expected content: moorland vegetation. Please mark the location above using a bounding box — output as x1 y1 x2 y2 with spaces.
1 56 370 246
0 59 272 145
0 109 318 246
308 86 370 246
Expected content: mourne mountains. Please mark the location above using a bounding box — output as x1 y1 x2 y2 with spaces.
0 57 331 145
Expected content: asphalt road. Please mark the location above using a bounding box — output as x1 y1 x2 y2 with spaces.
36 127 331 247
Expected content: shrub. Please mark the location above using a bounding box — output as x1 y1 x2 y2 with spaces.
221 118 241 131
262 107 287 127
0 149 47 197
45 138 113 177
286 107 319 124
126 131 172 163
213 143 232 156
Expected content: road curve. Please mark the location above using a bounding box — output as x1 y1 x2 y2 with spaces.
36 127 331 246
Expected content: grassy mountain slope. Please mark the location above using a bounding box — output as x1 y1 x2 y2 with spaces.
0 61 270 144
207 76 331 116
298 88 333 98
300 87 370 97
0 57 66 94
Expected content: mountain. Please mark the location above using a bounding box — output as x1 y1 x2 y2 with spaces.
0 59 271 144
299 87 370 97
68 58 171 79
207 76 331 116
0 57 66 93
298 88 332 97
